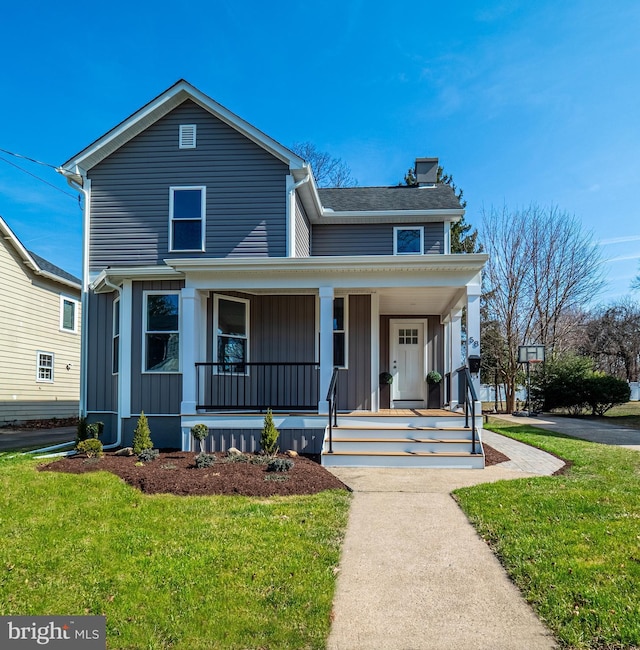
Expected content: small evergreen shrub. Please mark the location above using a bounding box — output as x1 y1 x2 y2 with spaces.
261 409 279 456
76 417 89 443
426 370 443 385
250 454 272 465
223 452 249 463
76 438 103 458
132 412 153 455
191 423 209 453
137 448 159 463
267 458 294 472
583 373 631 416
195 452 216 469
86 422 104 439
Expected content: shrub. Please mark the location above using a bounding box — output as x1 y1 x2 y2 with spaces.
76 417 89 443
76 438 103 458
195 452 216 469
132 412 153 455
530 354 593 413
261 409 279 456
191 423 209 454
267 458 294 472
583 373 631 416
86 422 104 439
426 370 442 385
76 418 103 444
138 448 159 463
223 452 249 463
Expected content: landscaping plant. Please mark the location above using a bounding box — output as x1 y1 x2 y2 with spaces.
75 438 103 458
191 423 209 454
260 409 279 456
132 412 153 455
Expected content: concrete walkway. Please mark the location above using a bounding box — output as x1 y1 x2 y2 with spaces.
327 433 561 650
491 412 640 451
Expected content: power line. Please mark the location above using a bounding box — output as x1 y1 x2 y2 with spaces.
0 147 60 170
0 155 79 201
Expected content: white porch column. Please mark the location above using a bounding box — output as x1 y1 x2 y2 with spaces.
180 287 204 417
318 286 334 414
370 292 380 412
450 309 463 408
467 284 482 398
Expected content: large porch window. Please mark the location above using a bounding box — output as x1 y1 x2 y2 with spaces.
214 295 249 373
333 297 348 368
143 292 180 372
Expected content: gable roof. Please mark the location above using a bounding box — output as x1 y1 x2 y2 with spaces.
0 216 81 290
61 79 307 175
318 185 462 212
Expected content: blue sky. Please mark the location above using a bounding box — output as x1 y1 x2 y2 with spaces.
1 1 639 303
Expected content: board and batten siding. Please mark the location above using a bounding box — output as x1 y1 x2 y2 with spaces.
294 194 310 257
311 222 444 256
87 100 289 272
0 238 80 422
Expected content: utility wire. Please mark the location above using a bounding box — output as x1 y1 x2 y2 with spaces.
0 155 79 201
0 147 61 170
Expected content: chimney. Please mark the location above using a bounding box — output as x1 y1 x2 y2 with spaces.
415 157 438 186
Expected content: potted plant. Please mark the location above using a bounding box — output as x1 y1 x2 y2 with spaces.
426 371 443 408
379 371 393 385
426 370 442 385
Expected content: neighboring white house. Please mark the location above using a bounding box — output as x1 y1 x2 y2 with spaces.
0 216 81 424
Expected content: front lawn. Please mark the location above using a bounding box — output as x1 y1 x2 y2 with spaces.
455 420 640 649
0 453 350 649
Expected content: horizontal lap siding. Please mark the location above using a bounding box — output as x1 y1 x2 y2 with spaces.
311 222 444 256
88 100 289 271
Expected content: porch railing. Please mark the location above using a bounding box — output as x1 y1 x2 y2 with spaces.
195 362 319 411
458 365 479 455
326 367 339 454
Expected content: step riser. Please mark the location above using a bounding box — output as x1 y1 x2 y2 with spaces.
327 441 480 454
337 416 481 428
330 429 476 441
322 454 485 469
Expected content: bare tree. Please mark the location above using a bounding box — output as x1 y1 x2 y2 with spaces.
291 142 357 188
482 204 605 412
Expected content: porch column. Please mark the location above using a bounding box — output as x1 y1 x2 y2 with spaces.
180 287 205 418
467 284 482 398
450 309 463 408
318 286 334 415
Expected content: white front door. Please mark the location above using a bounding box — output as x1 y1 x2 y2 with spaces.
390 320 426 407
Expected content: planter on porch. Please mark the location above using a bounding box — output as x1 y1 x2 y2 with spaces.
426 371 443 409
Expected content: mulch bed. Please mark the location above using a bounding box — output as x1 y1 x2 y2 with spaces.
39 443 511 498
39 451 349 497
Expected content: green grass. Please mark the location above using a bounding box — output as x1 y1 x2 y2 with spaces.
455 420 640 649
0 453 351 649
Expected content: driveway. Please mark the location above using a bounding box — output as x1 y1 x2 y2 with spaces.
0 427 76 451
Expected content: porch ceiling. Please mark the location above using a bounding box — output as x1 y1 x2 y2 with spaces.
378 287 465 315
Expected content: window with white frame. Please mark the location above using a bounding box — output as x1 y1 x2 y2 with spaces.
333 297 347 368
112 297 120 374
143 292 180 372
179 124 197 149
394 226 424 255
37 351 54 382
169 186 205 252
214 295 249 373
60 296 78 332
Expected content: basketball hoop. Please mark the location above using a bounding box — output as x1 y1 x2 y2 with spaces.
517 344 546 416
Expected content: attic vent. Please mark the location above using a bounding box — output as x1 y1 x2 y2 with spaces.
179 124 197 149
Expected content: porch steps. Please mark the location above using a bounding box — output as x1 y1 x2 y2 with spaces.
321 416 484 468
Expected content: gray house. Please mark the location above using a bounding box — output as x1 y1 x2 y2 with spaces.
60 80 487 467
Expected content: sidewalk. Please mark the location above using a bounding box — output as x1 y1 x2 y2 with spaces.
490 412 640 451
327 434 561 649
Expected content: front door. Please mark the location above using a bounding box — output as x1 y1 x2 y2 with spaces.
390 320 426 407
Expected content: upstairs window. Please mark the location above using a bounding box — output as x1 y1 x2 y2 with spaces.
214 295 249 373
60 296 78 333
394 226 424 255
37 351 54 382
179 124 197 149
144 292 180 373
169 186 205 252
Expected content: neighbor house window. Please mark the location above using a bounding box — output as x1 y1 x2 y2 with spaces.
214 295 249 373
333 297 347 368
112 297 120 374
37 351 54 382
394 226 424 255
60 296 78 332
144 292 180 372
169 186 205 252
179 124 197 149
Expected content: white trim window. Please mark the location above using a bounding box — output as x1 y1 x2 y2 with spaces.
37 351 54 383
112 297 120 374
179 124 197 149
169 186 206 252
60 296 79 333
333 297 348 369
143 292 180 373
214 295 249 373
394 226 424 255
